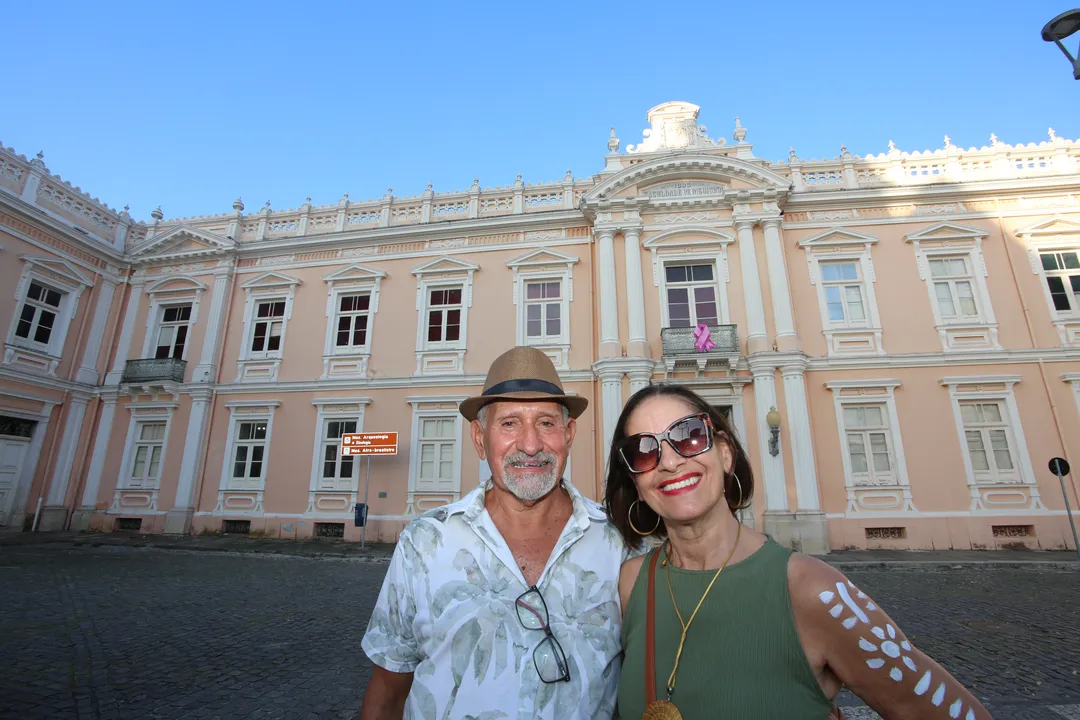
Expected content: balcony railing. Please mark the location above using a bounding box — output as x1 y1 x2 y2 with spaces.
661 324 740 357
121 358 187 384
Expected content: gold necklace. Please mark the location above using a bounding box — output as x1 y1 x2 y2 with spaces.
645 522 742 720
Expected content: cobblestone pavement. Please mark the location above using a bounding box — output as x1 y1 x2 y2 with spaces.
1 545 1077 719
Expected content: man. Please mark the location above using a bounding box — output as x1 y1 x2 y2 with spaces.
360 347 635 720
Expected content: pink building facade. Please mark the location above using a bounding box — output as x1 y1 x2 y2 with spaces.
2 102 1080 553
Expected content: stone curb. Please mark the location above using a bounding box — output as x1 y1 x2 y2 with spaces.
5 533 1076 569
825 560 1079 571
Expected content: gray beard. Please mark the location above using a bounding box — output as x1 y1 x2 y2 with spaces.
502 451 560 501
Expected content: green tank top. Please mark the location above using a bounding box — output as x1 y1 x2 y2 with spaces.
618 538 834 720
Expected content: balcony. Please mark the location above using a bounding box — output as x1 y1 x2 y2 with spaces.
121 358 187 385
660 324 740 375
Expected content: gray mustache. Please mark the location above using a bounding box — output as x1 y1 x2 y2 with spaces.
503 451 557 469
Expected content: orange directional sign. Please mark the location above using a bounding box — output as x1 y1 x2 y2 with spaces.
341 432 398 456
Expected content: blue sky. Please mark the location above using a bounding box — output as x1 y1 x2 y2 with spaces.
4 1 1078 221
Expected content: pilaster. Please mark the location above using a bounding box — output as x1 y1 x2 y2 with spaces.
166 387 214 535
597 372 623 463
70 391 120 531
597 228 621 357
75 274 120 386
104 275 146 386
627 366 654 395
192 263 234 383
781 360 820 512
20 152 45 203
748 358 787 514
592 357 652 462
734 218 769 354
761 217 799 352
623 225 650 358
40 392 92 530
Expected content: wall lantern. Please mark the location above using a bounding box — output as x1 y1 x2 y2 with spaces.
766 406 782 457
1042 9 1080 79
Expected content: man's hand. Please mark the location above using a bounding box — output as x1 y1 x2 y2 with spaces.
359 666 414 720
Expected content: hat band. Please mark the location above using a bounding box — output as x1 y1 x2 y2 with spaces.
483 378 564 397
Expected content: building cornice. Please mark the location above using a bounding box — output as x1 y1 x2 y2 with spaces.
806 347 1080 371
224 209 588 255
785 174 1080 209
0 194 125 268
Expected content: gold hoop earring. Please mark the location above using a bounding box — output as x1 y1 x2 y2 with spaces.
728 472 744 511
628 499 660 536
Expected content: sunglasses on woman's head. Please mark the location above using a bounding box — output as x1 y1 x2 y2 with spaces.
618 412 715 474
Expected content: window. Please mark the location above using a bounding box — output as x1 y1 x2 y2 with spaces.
231 420 268 489
250 300 285 355
426 287 462 344
524 281 561 341
15 281 63 347
417 416 457 493
154 305 191 360
929 257 979 321
827 380 915 514
129 422 166 488
665 264 718 327
1040 250 1080 313
320 419 357 491
959 402 1018 483
820 262 867 326
334 294 370 350
843 405 894 486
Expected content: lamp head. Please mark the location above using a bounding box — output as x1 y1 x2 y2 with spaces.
1042 9 1080 42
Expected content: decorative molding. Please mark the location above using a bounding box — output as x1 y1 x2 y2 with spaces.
939 375 1041 512
826 380 915 515
129 224 235 264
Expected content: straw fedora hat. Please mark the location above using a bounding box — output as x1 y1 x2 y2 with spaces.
460 346 588 422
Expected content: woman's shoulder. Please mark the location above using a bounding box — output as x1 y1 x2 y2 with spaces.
785 551 850 616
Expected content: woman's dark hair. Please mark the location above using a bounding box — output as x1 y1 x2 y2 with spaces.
604 383 754 549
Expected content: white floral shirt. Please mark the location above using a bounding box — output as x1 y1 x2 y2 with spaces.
361 480 636 720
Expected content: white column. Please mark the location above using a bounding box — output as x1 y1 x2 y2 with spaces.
40 393 92 529
594 363 624 461
781 364 820 511
104 278 145 385
76 276 119 385
597 228 620 356
762 218 798 349
192 267 232 382
79 392 119 508
735 219 768 352
750 363 787 512
623 227 649 356
166 389 213 534
628 366 653 395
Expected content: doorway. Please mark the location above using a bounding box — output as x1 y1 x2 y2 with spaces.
0 416 35 527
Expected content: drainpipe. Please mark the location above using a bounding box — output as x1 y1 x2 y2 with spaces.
995 201 1079 509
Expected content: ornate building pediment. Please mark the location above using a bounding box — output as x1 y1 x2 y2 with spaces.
580 153 791 218
129 224 235 264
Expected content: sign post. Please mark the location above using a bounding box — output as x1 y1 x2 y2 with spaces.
342 432 398 548
1048 457 1080 561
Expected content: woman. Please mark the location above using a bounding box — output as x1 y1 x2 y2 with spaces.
606 384 990 720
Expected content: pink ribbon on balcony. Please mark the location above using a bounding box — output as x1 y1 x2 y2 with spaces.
693 323 716 352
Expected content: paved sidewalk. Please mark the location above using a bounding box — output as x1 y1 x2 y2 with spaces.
1 530 1076 568
0 530 397 562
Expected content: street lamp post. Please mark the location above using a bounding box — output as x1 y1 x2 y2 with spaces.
1042 9 1080 79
